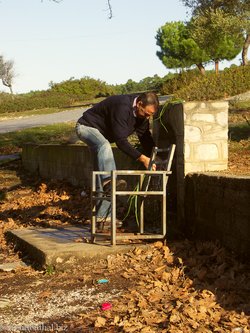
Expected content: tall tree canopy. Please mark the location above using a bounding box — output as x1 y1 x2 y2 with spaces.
181 0 248 15
191 8 245 72
180 0 250 65
156 21 209 74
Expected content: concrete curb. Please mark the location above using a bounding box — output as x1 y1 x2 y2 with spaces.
6 226 150 270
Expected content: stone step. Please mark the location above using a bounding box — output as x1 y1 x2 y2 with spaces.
6 226 143 270
0 261 27 272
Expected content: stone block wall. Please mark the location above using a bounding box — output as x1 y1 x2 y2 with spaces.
22 144 137 188
184 101 228 174
153 100 229 228
185 173 250 258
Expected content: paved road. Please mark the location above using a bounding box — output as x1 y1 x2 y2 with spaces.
0 95 171 134
0 107 87 134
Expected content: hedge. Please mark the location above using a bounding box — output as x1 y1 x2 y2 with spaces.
161 65 250 101
0 92 76 113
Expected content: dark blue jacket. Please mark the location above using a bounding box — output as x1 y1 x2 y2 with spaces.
77 94 155 160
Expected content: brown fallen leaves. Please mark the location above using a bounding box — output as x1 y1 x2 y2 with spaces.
227 140 250 176
1 162 250 332
0 170 89 261
62 241 250 333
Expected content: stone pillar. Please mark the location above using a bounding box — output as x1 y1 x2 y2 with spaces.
153 100 229 234
184 101 228 174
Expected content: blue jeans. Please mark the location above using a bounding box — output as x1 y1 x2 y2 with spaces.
75 122 116 218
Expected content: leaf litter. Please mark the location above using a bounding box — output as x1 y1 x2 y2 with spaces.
0 161 249 332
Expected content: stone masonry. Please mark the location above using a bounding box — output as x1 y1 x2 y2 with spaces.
184 101 228 174
153 100 229 229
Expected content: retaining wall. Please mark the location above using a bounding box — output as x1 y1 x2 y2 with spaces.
22 144 249 257
185 173 250 258
22 144 138 187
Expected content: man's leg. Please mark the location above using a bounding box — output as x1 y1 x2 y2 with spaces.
75 122 115 219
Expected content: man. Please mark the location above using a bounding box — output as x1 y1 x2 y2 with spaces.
76 92 159 224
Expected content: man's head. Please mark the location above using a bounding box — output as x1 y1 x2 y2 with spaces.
135 92 159 119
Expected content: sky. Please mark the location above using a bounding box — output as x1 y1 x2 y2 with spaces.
0 0 245 94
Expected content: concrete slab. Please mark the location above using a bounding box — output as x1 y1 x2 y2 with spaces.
6 226 144 270
0 261 27 272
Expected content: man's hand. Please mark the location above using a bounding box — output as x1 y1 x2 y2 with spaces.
137 154 156 170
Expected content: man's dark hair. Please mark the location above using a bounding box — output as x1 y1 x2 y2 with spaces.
137 92 159 108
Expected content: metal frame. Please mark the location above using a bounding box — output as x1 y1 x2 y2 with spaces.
91 169 172 245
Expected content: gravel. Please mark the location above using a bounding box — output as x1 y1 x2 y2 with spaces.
0 285 121 330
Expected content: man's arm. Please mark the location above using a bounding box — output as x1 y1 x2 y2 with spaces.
136 122 156 170
115 137 141 160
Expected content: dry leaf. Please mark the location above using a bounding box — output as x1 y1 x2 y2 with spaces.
153 280 163 288
161 271 171 281
122 271 131 279
37 290 52 303
148 291 163 303
94 317 106 327
154 241 163 249
141 327 156 333
133 247 142 256
138 297 148 309
38 290 52 299
155 265 166 272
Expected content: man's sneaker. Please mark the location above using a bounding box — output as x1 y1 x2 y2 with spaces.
103 179 127 194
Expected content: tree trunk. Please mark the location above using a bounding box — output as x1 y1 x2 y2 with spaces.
215 60 219 74
242 34 250 66
2 79 13 95
196 63 206 75
9 85 13 95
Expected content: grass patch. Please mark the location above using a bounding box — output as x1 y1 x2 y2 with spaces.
229 99 250 112
0 122 76 154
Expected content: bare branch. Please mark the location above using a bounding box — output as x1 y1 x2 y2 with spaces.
41 1 112 18
107 0 113 19
0 56 15 94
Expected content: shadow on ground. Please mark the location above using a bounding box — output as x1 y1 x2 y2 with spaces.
0 160 249 332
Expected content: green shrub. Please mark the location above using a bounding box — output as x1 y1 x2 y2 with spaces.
1 65 250 113
163 65 250 101
160 70 202 95
49 76 115 99
0 91 74 113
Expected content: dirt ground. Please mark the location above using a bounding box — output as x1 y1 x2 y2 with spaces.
0 152 249 332
0 107 249 332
